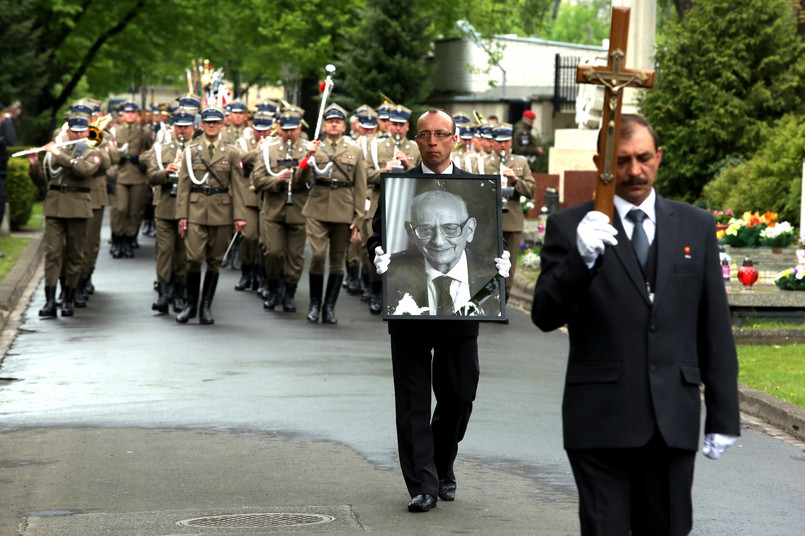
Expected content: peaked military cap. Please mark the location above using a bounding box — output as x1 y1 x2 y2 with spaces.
252 111 274 131
376 103 391 120
177 93 202 111
172 107 196 127
492 122 513 141
70 100 94 118
230 101 248 113
257 99 280 115
200 105 225 122
453 111 471 126
389 104 412 123
67 114 90 132
277 106 305 129
459 126 475 139
122 102 139 112
323 103 348 121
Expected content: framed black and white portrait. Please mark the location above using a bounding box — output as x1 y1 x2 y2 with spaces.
380 173 506 321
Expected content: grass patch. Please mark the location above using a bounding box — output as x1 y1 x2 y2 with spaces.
25 201 44 229
742 320 805 330
0 236 32 284
738 344 805 409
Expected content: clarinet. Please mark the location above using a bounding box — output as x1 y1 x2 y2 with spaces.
169 135 186 197
391 134 404 172
499 151 509 213
285 142 294 206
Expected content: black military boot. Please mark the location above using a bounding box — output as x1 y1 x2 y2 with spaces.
85 272 95 295
123 236 135 258
322 273 344 325
283 283 297 313
172 282 187 313
369 281 383 315
152 281 171 313
360 271 371 301
347 265 362 295
306 273 324 323
111 234 123 258
262 280 280 310
251 264 264 292
73 279 87 308
177 271 201 323
61 287 76 317
199 271 219 325
38 286 58 317
235 263 252 291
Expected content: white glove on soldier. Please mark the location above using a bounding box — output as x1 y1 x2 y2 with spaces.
576 211 618 269
702 433 737 460
495 250 511 278
373 246 391 275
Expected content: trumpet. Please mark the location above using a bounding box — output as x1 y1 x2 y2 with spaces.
12 126 104 157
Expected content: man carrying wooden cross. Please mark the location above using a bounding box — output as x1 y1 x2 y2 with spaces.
531 7 740 536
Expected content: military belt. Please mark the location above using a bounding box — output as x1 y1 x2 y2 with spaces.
49 185 91 193
315 179 353 189
191 186 230 195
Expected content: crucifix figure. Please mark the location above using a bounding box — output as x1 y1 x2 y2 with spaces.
577 6 655 221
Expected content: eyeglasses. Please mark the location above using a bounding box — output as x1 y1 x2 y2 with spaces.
407 218 470 239
415 130 454 141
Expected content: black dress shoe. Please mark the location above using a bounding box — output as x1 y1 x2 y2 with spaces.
438 481 456 501
407 494 437 512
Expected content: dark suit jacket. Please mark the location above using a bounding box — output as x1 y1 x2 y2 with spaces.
386 248 501 317
367 164 481 336
532 196 740 452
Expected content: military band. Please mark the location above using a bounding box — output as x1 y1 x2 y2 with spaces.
24 90 535 325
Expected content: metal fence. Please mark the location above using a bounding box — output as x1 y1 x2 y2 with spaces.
553 54 579 116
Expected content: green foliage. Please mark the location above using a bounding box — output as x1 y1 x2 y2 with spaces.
5 158 40 230
542 0 609 45
640 0 805 203
702 114 805 225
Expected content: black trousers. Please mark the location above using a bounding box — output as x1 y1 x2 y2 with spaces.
389 331 479 498
566 431 696 536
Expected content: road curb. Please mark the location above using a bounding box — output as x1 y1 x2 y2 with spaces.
512 273 805 443
0 228 44 332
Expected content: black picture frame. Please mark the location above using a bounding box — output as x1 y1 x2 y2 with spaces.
380 173 507 321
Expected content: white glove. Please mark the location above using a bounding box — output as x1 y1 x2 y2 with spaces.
576 211 618 269
702 433 738 460
495 250 511 278
374 246 391 275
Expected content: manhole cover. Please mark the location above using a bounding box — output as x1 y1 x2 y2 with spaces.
177 512 335 528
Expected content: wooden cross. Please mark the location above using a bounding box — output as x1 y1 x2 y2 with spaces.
577 6 655 221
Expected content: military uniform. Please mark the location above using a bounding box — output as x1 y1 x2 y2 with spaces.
175 105 249 324
481 123 536 295
29 115 104 317
108 102 153 257
512 111 543 171
251 106 310 312
144 108 193 313
221 101 249 144
301 103 367 324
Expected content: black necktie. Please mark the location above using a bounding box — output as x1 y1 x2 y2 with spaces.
627 208 649 269
434 275 454 315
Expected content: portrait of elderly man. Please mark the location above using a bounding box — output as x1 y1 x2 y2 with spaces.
385 189 501 317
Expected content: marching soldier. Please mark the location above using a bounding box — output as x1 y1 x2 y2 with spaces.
301 103 367 324
27 114 104 317
376 103 391 139
451 124 482 173
222 101 249 144
143 107 195 313
108 101 153 258
251 106 310 313
175 104 249 324
234 110 274 292
362 104 420 313
481 123 536 297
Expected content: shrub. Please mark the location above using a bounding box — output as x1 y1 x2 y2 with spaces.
6 157 40 230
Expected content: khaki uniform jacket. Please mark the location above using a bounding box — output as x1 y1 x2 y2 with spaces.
482 151 536 232
365 135 420 220
144 135 189 220
175 138 248 226
31 145 103 219
301 136 367 227
222 125 246 145
110 124 152 185
235 135 264 209
251 138 309 225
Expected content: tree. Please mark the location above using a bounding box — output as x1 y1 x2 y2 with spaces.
541 1 609 45
640 0 805 203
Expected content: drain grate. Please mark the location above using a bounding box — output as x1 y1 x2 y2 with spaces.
177 512 335 528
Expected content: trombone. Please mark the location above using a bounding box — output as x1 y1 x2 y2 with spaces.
11 126 105 158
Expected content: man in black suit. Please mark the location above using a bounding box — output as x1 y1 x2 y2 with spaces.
368 108 510 512
532 114 740 535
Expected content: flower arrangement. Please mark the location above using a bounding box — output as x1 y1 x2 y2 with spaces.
712 209 734 224
774 267 805 291
759 221 796 248
720 211 778 247
520 196 535 216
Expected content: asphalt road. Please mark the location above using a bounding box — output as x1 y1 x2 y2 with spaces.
0 230 804 535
